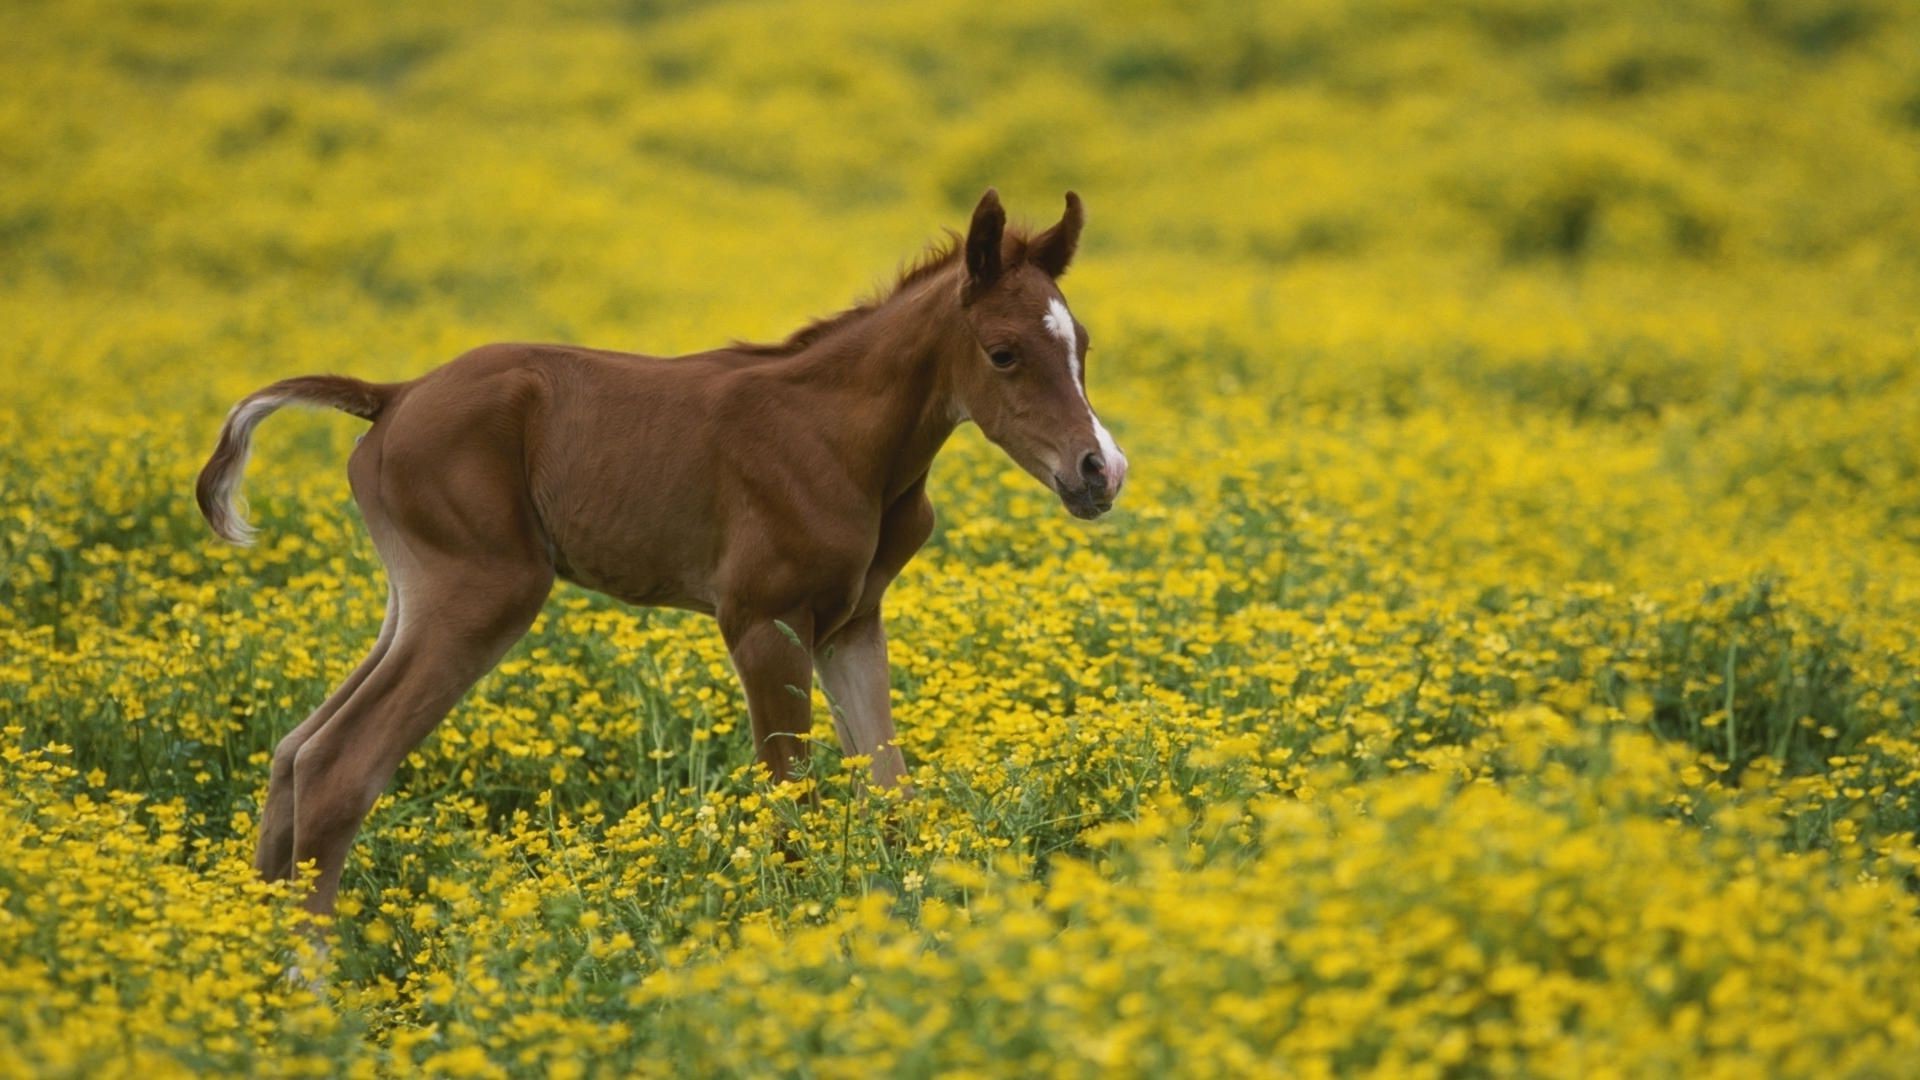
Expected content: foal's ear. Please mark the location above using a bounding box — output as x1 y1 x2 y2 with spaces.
964 188 1006 302
1029 191 1084 278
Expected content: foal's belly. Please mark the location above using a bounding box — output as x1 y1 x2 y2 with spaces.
555 554 718 616
537 473 725 615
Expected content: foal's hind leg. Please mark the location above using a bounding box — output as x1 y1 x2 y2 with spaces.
255 589 399 882
287 558 551 915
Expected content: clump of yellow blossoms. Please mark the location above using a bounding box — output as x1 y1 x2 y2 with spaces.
5 0 1920 1075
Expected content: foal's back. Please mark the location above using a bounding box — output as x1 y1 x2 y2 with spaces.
362 341 808 614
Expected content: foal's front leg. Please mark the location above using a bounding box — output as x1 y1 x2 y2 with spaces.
815 612 910 790
722 613 817 783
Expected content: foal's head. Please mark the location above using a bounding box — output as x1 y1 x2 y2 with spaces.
951 189 1129 520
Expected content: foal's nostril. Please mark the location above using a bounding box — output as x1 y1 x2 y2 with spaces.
1079 452 1107 487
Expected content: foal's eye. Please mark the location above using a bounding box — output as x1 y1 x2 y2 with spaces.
988 349 1017 369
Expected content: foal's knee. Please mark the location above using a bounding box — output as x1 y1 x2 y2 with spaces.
269 731 306 789
290 741 381 841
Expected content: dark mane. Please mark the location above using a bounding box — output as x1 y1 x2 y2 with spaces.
732 226 1030 357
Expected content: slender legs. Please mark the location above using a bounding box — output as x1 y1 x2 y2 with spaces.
723 608 912 789
260 590 908 915
255 590 399 882
255 561 550 916
723 613 818 784
814 612 909 789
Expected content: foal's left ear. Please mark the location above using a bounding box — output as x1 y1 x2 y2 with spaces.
1028 191 1084 278
964 188 1007 303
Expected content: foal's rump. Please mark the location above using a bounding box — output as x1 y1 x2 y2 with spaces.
196 374 400 545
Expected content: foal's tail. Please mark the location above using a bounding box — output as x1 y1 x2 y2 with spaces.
196 375 396 546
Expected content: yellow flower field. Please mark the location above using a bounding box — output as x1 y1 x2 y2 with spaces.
4 0 1920 1075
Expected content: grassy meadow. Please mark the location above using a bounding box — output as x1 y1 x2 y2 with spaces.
6 0 1920 1074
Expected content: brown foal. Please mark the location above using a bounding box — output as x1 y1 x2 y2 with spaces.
197 189 1127 916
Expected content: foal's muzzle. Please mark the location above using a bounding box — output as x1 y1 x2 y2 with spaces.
1054 450 1124 520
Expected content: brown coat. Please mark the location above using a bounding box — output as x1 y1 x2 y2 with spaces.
196 189 1126 916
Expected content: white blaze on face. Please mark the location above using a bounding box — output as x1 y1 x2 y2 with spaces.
1044 297 1128 488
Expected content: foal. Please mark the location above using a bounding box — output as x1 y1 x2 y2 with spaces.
197 189 1127 916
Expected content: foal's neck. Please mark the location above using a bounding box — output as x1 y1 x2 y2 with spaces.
784 272 967 503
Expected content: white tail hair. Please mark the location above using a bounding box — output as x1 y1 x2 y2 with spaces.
196 375 392 545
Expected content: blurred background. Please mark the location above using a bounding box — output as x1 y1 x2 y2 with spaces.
5 0 1919 396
